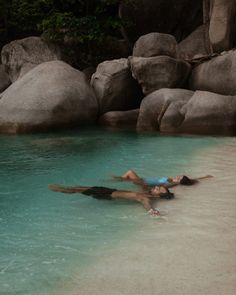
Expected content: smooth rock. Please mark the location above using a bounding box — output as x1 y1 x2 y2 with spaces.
161 91 236 135
137 88 236 135
99 109 139 128
1 36 61 82
209 0 236 52
129 56 191 95
91 58 142 115
178 25 211 60
190 49 236 95
0 65 11 93
0 61 98 133
137 88 194 131
133 33 177 58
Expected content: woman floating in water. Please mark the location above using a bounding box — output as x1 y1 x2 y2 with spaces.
113 170 213 188
48 184 174 216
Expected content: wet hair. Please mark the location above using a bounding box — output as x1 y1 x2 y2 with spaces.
150 186 174 199
180 175 195 185
159 192 175 200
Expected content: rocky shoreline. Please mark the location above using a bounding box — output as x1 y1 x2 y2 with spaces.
0 0 236 135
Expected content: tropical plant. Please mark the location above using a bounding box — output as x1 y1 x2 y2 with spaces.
0 0 130 66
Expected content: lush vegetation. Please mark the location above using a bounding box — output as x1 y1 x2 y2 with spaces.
0 0 131 67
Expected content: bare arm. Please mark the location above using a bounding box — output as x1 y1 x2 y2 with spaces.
113 191 160 215
139 196 160 216
195 175 213 180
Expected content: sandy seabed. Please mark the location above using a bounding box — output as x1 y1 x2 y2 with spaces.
59 139 236 295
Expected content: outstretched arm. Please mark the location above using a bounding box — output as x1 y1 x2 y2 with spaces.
195 175 213 180
113 191 160 216
140 196 160 216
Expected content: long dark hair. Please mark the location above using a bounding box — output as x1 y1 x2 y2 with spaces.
159 192 175 199
159 187 175 199
180 176 196 185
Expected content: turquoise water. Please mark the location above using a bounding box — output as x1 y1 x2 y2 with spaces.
0 128 224 295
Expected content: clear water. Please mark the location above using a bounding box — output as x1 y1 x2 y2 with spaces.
0 128 225 295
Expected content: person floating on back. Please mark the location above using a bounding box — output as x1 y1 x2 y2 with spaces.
48 184 174 216
112 170 213 188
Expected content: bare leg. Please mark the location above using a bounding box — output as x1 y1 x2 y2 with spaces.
48 184 90 194
121 170 141 180
112 170 147 190
113 169 142 181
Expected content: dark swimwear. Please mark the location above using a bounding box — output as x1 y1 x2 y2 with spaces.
82 186 117 200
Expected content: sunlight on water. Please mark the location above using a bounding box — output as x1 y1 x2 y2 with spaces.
0 128 228 295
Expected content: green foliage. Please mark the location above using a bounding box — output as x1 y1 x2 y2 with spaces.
0 0 130 66
39 1 124 44
9 0 54 35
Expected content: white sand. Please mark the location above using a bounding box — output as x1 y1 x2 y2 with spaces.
61 140 236 295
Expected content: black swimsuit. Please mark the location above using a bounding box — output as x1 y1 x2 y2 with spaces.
82 186 117 200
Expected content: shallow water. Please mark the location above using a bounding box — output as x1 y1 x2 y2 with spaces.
61 133 236 295
0 128 231 295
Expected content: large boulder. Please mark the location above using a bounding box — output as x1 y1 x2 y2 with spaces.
137 88 194 131
91 58 143 115
133 33 178 58
209 0 236 52
119 0 203 45
1 37 62 82
0 61 98 134
178 25 211 60
129 56 191 95
137 88 236 135
0 65 11 93
190 49 236 95
99 109 139 128
161 91 236 135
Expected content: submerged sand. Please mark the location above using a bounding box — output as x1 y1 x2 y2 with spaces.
60 139 236 295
